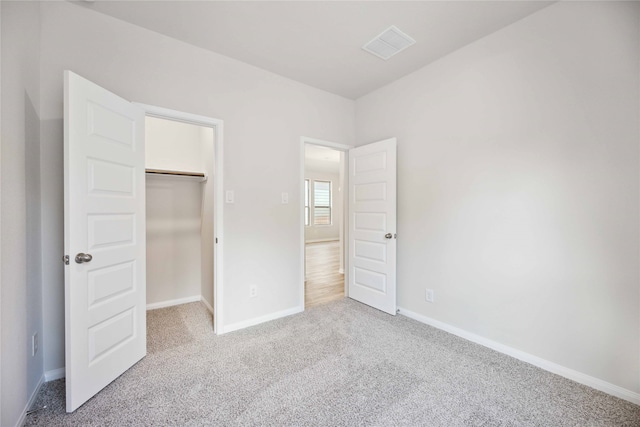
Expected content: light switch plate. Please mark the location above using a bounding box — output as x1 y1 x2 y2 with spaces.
281 192 289 204
225 190 234 204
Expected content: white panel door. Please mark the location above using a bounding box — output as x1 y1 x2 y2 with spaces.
348 138 397 315
64 71 146 412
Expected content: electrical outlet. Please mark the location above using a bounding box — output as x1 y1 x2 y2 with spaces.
32 333 38 357
249 285 257 298
426 289 434 303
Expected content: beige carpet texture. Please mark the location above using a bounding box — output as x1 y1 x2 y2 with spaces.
26 300 640 426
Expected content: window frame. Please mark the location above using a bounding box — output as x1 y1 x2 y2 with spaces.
312 179 332 226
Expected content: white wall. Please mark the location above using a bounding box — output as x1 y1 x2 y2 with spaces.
145 116 205 173
146 177 203 305
200 126 215 308
1 2 43 426
38 1 354 373
1 6 3 423
305 169 341 243
356 1 640 395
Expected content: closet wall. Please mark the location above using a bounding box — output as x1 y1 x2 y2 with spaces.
145 117 215 309
200 129 215 308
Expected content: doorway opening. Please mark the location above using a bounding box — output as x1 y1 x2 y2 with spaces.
301 138 350 308
137 104 224 334
144 116 215 327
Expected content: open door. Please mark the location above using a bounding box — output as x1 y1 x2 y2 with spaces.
348 138 397 315
64 71 146 412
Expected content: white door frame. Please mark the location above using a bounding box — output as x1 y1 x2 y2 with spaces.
135 103 224 333
299 137 352 309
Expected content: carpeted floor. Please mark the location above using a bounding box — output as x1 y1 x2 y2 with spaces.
25 299 640 426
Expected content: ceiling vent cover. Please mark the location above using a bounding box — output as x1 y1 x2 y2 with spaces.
362 25 416 60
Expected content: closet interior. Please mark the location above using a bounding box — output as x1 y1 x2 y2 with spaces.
145 116 215 318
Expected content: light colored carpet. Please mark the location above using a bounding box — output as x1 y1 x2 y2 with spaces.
26 299 640 426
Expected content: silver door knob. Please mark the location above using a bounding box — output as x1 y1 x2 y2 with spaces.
385 233 393 239
75 253 93 264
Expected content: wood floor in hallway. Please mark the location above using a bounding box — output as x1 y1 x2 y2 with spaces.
305 240 344 308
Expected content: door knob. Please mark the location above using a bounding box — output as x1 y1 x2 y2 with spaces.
75 253 93 264
385 233 393 239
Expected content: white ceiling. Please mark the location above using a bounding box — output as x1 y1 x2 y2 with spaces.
79 1 553 99
305 144 341 173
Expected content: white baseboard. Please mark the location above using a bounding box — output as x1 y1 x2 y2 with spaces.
45 367 65 382
222 305 304 334
398 307 640 406
16 374 45 427
305 238 339 244
146 295 201 311
200 297 214 315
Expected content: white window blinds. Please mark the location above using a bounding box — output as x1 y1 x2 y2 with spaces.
313 180 331 225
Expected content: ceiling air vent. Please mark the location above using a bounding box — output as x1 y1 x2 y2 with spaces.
362 25 416 60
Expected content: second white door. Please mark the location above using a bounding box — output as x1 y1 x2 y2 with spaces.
348 138 397 315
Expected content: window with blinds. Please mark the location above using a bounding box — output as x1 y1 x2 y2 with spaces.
313 180 332 225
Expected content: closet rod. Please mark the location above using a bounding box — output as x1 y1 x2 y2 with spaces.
145 168 206 178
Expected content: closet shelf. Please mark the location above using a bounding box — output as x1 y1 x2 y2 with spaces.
145 168 208 182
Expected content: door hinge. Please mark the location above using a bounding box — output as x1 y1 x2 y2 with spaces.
215 237 218 244
62 255 69 265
